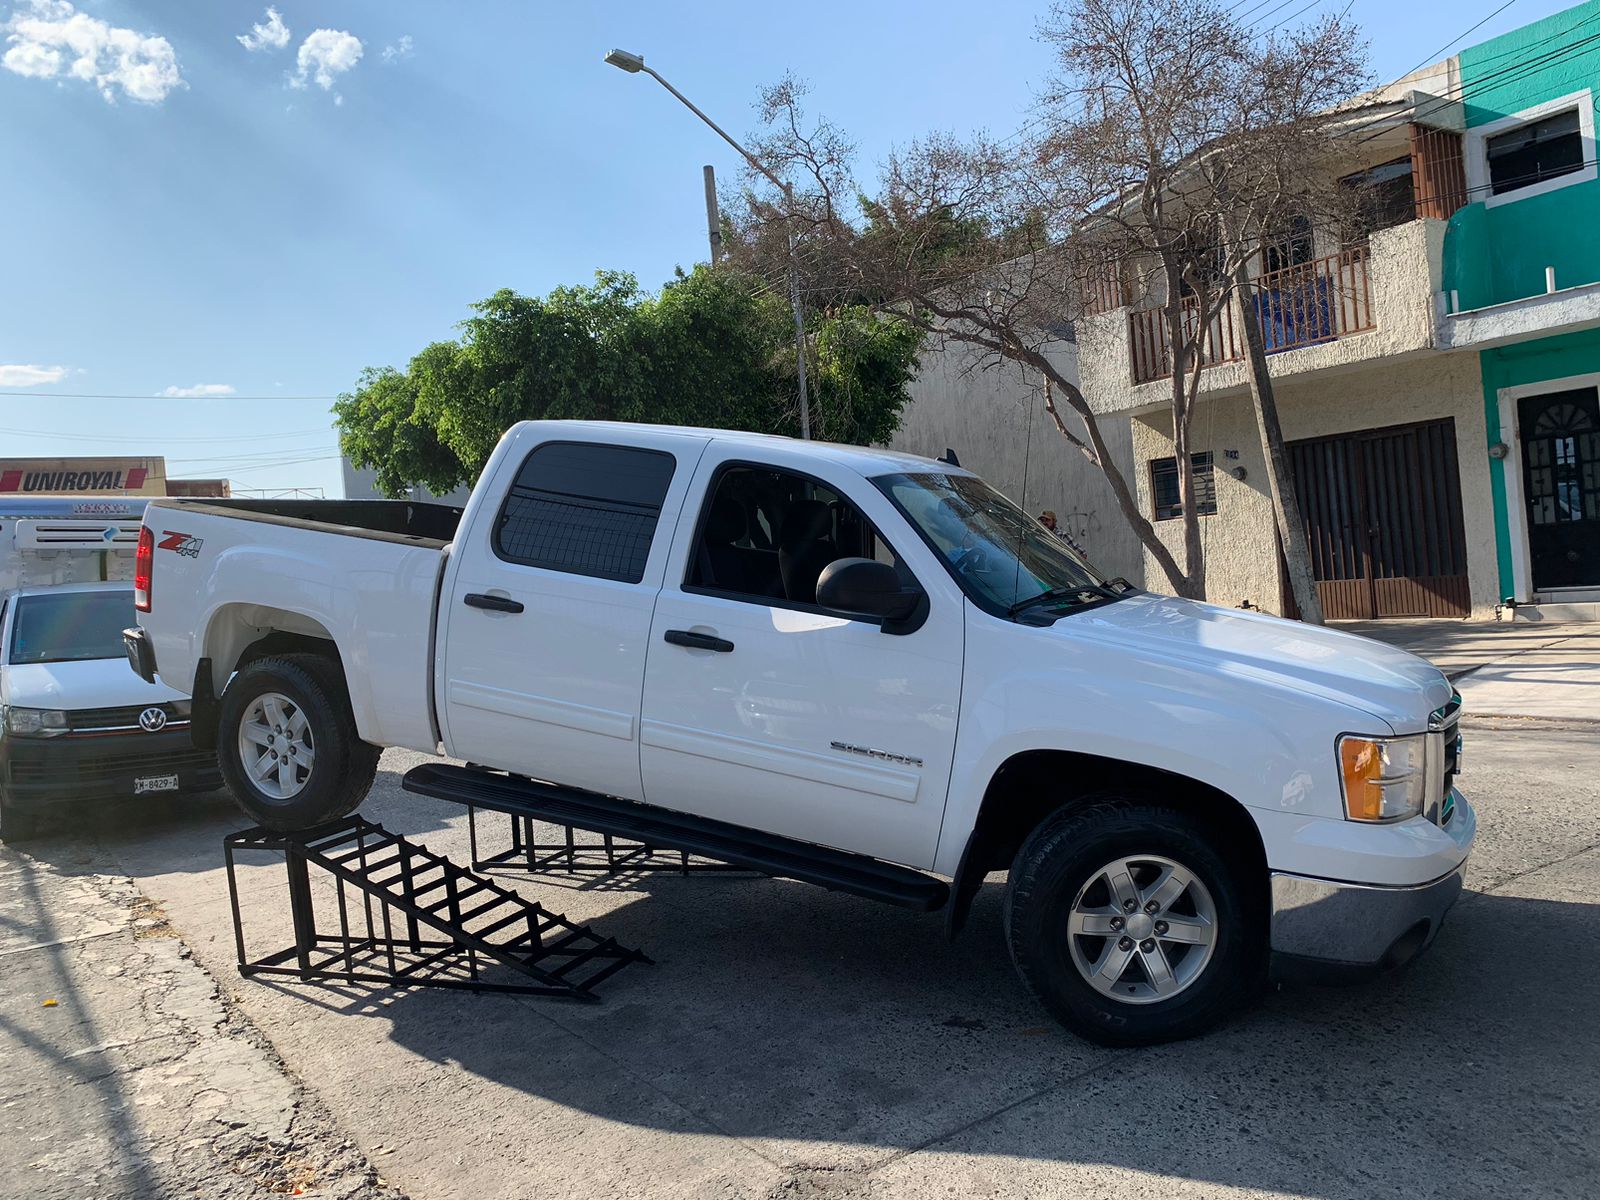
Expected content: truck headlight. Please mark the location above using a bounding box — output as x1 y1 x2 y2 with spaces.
3 707 69 737
1338 734 1426 822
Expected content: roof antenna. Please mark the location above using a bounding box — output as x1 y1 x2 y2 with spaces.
937 447 961 467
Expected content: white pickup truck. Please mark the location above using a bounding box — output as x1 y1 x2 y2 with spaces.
125 421 1474 1044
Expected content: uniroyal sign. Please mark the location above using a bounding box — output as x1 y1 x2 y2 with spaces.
0 457 165 495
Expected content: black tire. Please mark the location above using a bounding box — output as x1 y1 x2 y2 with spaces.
216 654 380 831
1004 797 1263 1047
0 794 40 843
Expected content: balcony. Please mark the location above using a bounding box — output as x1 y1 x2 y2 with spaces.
1127 244 1377 384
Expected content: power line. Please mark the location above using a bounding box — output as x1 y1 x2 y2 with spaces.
0 390 342 401
0 424 334 444
1397 0 1519 79
1335 13 1600 146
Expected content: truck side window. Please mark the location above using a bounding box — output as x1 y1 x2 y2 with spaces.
493 441 676 584
687 465 910 609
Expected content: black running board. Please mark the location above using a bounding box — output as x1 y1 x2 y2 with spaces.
402 763 950 912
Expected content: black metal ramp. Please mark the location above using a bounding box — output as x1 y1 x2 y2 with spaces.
403 763 951 912
225 815 649 1000
467 806 757 879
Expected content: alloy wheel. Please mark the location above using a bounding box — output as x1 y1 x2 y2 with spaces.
1066 854 1218 1005
238 691 315 800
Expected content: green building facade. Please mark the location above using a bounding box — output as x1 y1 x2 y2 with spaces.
1444 1 1600 608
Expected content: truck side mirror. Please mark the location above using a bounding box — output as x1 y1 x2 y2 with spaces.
815 558 926 634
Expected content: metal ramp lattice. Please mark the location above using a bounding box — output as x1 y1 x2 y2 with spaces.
225 815 650 1000
466 805 757 879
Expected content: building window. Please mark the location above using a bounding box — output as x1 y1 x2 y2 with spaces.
1487 109 1583 195
1150 452 1217 521
1261 213 1314 276
493 441 676 583
1339 157 1417 239
1467 89 1596 209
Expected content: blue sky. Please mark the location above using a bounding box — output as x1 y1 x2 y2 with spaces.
0 0 1578 495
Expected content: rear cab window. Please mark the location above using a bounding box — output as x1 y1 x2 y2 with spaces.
493 441 677 583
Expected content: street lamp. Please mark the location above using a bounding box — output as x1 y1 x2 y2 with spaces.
604 48 813 440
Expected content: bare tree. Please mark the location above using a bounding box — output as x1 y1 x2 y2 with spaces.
724 0 1369 609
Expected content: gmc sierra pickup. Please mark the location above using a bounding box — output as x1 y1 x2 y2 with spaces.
124 421 1474 1044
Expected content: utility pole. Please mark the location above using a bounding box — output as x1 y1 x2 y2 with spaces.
604 49 811 439
703 165 722 264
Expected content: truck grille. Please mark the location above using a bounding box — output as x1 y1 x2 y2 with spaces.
1428 694 1462 827
9 746 216 787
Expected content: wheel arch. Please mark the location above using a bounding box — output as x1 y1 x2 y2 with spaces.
191 605 347 749
943 748 1269 939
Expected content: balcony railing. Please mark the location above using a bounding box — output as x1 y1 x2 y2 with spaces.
1128 243 1375 384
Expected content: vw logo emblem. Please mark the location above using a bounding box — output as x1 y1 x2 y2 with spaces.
138 707 168 733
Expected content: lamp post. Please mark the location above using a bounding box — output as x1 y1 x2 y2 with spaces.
603 49 812 440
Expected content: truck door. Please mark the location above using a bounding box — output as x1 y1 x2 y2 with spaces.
639 451 964 869
439 431 705 801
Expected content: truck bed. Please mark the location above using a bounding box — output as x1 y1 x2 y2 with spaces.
153 498 464 547
137 498 456 754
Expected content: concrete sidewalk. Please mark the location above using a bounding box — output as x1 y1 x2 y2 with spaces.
1339 620 1600 722
0 850 405 1200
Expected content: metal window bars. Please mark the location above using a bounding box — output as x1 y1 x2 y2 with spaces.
225 815 649 1001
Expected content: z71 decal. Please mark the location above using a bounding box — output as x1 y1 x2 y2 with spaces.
157 531 204 558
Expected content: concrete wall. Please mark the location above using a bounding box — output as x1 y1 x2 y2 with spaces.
1128 353 1498 617
890 339 1146 583
340 458 473 505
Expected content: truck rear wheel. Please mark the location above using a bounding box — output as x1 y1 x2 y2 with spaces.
1004 798 1262 1046
217 655 380 831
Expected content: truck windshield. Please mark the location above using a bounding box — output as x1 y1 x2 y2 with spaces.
874 472 1118 617
8 590 134 665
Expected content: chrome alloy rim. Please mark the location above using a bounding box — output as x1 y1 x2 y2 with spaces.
238 692 314 800
1067 854 1218 1005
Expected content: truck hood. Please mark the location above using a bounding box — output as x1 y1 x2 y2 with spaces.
3 657 188 712
1060 593 1453 731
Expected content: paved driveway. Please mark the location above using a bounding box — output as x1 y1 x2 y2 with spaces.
7 708 1597 1200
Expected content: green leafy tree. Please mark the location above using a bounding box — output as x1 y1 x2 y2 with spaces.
336 265 920 497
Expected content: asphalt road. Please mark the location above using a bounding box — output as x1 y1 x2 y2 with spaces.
6 718 1598 1199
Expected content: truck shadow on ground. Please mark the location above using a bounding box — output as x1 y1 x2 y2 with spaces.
256 869 1593 1199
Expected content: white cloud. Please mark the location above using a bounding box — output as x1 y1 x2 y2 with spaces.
237 6 289 54
290 28 361 93
160 383 236 398
381 35 412 64
0 363 69 386
1 1 183 104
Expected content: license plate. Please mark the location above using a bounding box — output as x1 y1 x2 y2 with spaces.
134 774 180 795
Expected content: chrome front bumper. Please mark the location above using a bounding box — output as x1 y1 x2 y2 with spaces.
1270 793 1474 979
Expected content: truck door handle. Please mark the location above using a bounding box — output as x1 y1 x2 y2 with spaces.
463 592 524 614
664 629 734 653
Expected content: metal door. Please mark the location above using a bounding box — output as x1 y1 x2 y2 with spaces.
1287 418 1470 619
1518 387 1600 591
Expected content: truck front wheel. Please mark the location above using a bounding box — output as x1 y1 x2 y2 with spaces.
1004 799 1263 1046
216 655 380 831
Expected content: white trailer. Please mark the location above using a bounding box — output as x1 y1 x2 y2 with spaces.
0 497 147 592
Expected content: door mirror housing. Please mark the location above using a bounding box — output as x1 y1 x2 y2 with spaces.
815 558 926 633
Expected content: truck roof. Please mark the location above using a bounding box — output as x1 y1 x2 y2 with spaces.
513 420 966 479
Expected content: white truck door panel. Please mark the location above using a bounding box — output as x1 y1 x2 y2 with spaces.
639 452 964 869
439 431 706 801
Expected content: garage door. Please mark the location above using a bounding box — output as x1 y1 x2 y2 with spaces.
1285 418 1470 620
